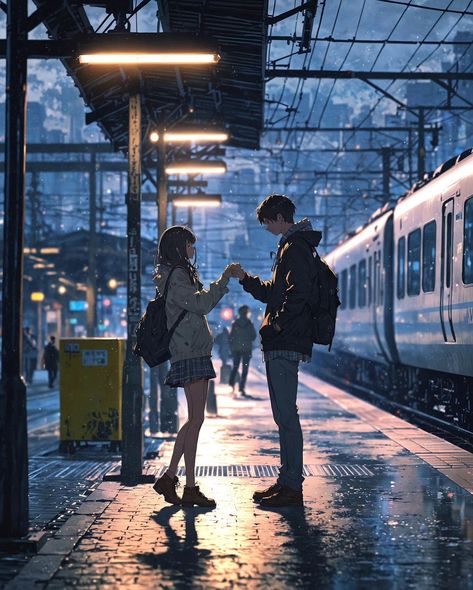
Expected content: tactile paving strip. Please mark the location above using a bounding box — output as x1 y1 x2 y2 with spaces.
29 458 117 481
155 463 375 478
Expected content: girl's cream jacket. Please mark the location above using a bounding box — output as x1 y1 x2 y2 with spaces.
155 265 229 363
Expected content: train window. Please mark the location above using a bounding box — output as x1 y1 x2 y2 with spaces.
340 269 348 309
407 229 421 296
368 256 372 305
422 220 436 292
358 260 367 307
463 197 473 284
397 237 406 299
349 264 357 309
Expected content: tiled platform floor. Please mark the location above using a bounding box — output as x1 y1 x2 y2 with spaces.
7 363 473 589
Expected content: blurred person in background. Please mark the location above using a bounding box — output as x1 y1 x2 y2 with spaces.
228 305 256 398
43 335 59 388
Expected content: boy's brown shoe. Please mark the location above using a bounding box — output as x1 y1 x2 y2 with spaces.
153 473 181 505
253 482 282 502
181 485 216 508
259 486 303 507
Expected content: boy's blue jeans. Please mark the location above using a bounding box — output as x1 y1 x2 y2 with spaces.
265 358 304 492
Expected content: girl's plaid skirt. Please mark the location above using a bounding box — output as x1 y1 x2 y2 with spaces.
165 356 216 388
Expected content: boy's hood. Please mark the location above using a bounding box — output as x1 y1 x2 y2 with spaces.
280 217 322 248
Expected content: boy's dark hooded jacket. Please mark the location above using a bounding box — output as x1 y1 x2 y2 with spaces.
240 219 321 356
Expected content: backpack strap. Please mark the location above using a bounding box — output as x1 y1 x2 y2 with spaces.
161 265 181 300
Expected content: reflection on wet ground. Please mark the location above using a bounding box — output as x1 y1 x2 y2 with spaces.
39 365 473 588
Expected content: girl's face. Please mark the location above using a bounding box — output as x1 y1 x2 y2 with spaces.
186 240 196 259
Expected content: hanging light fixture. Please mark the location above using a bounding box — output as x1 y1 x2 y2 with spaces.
172 194 222 208
165 160 227 175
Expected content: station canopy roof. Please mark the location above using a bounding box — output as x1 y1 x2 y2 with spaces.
32 0 267 154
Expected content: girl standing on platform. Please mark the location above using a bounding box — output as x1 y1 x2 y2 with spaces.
152 225 238 508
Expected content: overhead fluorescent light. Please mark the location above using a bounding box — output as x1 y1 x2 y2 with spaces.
165 160 227 175
150 131 229 143
172 194 222 208
79 52 219 65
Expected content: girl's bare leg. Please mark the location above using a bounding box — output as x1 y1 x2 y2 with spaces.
166 379 208 486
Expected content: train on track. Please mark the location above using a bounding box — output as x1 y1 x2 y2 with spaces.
314 147 473 431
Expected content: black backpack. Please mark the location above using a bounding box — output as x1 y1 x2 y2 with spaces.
133 266 186 367
311 250 341 351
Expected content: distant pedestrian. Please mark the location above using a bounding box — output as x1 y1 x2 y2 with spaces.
214 326 231 366
23 326 37 385
151 225 241 508
43 335 59 388
228 305 256 397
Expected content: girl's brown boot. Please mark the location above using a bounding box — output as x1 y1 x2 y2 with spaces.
153 473 181 505
181 485 216 507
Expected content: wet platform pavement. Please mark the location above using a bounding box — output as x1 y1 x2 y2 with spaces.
6 362 473 589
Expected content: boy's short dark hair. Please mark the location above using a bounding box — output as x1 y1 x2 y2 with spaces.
256 194 296 224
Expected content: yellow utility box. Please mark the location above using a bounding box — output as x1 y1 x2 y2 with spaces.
60 338 125 443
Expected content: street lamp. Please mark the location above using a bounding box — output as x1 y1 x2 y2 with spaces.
165 160 227 175
150 130 229 143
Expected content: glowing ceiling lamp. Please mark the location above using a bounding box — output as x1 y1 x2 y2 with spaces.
78 33 220 66
149 131 229 143
165 160 227 175
79 52 219 65
172 194 222 208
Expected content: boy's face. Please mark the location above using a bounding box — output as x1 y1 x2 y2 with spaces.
262 214 285 235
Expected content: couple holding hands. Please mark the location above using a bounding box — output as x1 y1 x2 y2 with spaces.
153 193 322 508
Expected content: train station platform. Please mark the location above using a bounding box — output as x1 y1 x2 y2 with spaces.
6 361 473 589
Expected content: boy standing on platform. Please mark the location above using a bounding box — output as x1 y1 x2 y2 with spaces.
232 194 321 507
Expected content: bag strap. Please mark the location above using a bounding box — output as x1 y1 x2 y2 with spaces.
161 265 182 300
168 309 187 339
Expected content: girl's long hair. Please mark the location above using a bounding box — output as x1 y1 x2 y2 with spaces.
156 225 201 287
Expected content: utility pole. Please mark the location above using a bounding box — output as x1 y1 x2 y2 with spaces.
381 148 391 203
157 121 178 433
417 107 426 180
0 0 29 537
87 152 97 337
121 93 144 482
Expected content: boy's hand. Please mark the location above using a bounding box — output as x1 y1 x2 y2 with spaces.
224 263 246 279
230 263 246 280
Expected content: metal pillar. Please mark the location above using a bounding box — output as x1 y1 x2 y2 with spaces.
381 148 391 203
87 152 97 337
0 0 29 537
417 108 426 181
121 94 144 481
157 122 178 433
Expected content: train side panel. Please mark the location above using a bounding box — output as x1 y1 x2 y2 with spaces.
393 155 473 378
327 210 397 365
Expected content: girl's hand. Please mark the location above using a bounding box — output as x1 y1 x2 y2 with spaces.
223 263 245 279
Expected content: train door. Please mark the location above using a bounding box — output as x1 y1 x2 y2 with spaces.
440 198 456 342
373 248 389 361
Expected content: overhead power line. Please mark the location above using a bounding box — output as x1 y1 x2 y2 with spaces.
376 0 473 15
